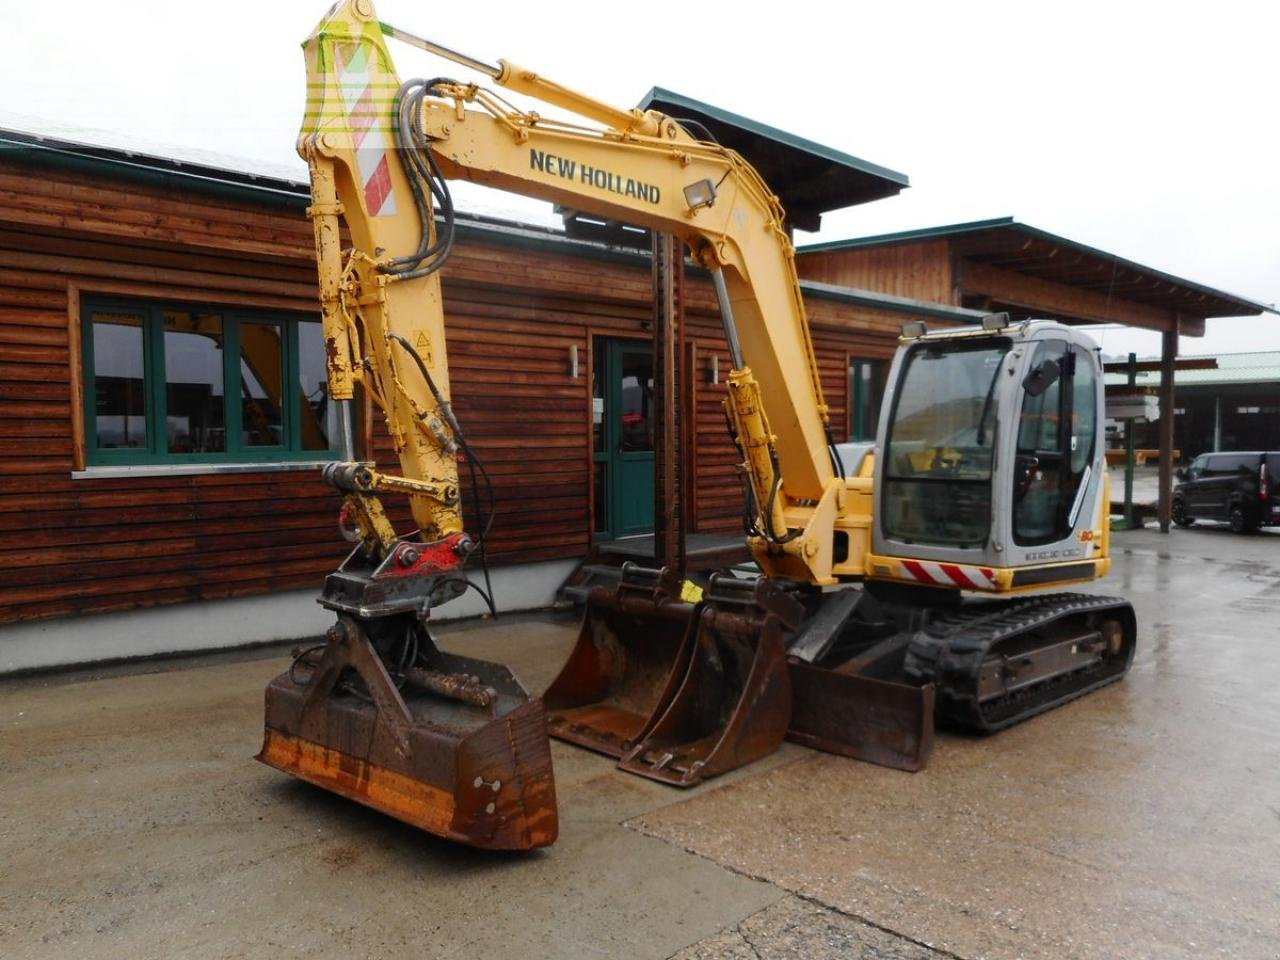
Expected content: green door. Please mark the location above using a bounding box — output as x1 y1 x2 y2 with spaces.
593 339 654 540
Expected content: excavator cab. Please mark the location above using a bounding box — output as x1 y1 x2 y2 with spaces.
873 320 1110 586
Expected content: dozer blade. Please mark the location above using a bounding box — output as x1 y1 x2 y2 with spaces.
781 588 935 773
787 662 935 773
257 616 557 851
544 564 698 759
618 575 804 787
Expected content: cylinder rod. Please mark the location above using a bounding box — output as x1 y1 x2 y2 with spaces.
336 399 356 462
710 268 744 369
380 24 501 79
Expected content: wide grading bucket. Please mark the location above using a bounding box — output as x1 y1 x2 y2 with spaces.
258 615 557 851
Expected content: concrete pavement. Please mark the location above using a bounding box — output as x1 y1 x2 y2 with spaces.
2 525 1279 959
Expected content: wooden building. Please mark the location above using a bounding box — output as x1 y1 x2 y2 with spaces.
0 125 984 671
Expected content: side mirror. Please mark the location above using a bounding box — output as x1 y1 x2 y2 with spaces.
1176 467 1188 482
1022 358 1061 398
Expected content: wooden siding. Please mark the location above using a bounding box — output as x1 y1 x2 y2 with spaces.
796 239 955 305
0 157 913 625
0 159 336 624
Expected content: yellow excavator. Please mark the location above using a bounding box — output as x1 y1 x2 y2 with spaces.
257 0 1136 850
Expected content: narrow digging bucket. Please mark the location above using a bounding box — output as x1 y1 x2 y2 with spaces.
257 616 557 851
543 564 698 759
617 575 804 787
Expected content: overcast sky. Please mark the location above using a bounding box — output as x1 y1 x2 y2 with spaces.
8 0 1278 358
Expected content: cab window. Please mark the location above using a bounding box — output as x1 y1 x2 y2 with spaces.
881 339 1011 546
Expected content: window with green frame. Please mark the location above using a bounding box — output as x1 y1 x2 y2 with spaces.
82 298 342 466
849 358 883 442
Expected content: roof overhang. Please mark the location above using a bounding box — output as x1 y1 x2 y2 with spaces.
799 217 1275 329
636 88 907 234
562 90 908 243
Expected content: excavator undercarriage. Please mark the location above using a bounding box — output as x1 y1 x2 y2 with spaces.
904 592 1137 732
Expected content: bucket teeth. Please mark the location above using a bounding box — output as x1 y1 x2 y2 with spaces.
616 576 800 787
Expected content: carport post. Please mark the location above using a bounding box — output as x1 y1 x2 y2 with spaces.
1124 353 1137 528
651 231 685 576
1157 326 1178 533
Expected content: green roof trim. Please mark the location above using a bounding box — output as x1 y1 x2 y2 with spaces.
0 130 311 211
798 216 1017 253
1104 352 1280 388
798 279 986 322
637 86 909 188
797 217 1276 317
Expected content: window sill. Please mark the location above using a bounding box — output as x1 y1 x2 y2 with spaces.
72 460 339 480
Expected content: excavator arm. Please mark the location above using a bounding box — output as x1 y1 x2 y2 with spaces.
414 80 854 583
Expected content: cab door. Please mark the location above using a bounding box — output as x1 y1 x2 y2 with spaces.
1011 339 1099 549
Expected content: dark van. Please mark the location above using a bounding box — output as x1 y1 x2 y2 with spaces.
1173 452 1280 533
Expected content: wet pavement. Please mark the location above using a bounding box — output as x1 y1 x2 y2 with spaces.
2 525 1279 959
641 524 1280 959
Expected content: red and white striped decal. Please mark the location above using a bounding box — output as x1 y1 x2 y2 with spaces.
335 42 397 218
899 559 997 590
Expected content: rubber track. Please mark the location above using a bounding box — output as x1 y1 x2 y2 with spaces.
903 593 1137 733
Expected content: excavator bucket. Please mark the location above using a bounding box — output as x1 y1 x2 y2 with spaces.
618 575 804 787
544 564 697 758
257 615 557 851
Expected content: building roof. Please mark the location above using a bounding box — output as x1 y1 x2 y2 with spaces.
1104 352 1280 388
0 125 570 232
799 216 1275 320
635 87 909 232
0 121 962 325
0 125 309 206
